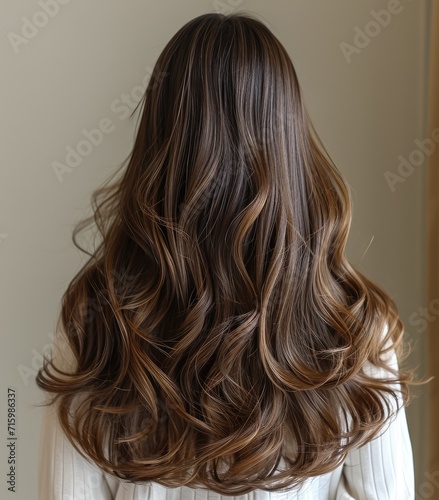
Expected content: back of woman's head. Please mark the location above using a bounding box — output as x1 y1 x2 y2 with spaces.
36 11 413 495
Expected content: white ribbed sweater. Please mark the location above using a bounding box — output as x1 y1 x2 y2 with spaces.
38 331 415 500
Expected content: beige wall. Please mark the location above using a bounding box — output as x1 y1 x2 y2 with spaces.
0 0 430 497
426 0 439 484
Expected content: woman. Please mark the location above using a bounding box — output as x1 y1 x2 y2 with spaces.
36 11 415 499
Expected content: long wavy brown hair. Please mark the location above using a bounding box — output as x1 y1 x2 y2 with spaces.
36 11 414 495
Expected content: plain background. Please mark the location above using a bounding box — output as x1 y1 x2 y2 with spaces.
0 0 431 498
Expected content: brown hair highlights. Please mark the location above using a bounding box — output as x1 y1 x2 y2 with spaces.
36 11 414 495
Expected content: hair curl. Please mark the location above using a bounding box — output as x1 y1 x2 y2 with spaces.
36 11 414 495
